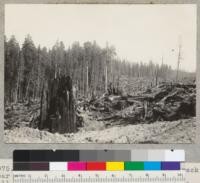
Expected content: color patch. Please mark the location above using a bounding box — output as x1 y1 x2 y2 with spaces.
80 151 97 161
68 162 86 171
86 162 106 171
161 162 180 170
13 162 31 171
144 162 161 170
49 162 68 171
114 151 131 161
96 150 115 161
131 150 148 161
165 150 185 162
30 162 49 171
106 162 124 171
148 150 165 161
124 162 144 170
14 150 80 162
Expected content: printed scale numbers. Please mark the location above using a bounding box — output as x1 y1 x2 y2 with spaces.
0 159 12 183
13 171 185 183
181 163 200 183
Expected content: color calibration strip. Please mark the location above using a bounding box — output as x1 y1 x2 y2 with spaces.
13 150 184 171
13 150 185 162
13 161 181 171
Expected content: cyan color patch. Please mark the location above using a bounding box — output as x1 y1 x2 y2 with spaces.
144 162 161 170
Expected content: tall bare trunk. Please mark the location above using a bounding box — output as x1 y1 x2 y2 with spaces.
176 40 182 82
86 66 89 97
105 66 108 93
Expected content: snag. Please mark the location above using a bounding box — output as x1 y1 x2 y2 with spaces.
39 76 77 133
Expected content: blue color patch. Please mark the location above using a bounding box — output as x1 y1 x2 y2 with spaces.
144 162 161 170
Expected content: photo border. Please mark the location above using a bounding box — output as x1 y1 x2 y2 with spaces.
0 0 199 162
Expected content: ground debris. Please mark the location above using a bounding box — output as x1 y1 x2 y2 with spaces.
88 82 196 124
4 100 40 130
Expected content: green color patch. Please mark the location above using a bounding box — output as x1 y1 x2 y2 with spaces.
124 162 144 170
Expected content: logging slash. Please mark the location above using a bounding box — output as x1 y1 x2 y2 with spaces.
88 82 196 124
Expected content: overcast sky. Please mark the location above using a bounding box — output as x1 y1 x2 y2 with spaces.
5 4 196 72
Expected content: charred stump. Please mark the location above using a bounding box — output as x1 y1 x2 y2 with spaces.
39 76 77 133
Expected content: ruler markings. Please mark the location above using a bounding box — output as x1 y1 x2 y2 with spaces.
12 171 185 183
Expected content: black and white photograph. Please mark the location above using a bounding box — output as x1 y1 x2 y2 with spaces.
4 4 196 143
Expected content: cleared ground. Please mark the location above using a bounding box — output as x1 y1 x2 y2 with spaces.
4 111 196 143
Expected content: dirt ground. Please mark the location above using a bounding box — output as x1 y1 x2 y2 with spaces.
4 109 196 143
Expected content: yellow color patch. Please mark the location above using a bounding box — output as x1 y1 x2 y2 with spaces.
106 162 124 171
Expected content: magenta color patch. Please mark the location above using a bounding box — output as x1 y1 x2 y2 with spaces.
68 162 86 171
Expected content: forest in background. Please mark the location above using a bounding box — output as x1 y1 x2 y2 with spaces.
4 35 195 105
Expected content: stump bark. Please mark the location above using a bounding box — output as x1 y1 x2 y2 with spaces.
39 76 77 133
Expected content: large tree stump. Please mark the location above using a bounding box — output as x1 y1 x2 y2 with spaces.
39 76 77 134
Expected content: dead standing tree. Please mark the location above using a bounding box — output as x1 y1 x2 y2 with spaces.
176 38 182 82
39 75 77 134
